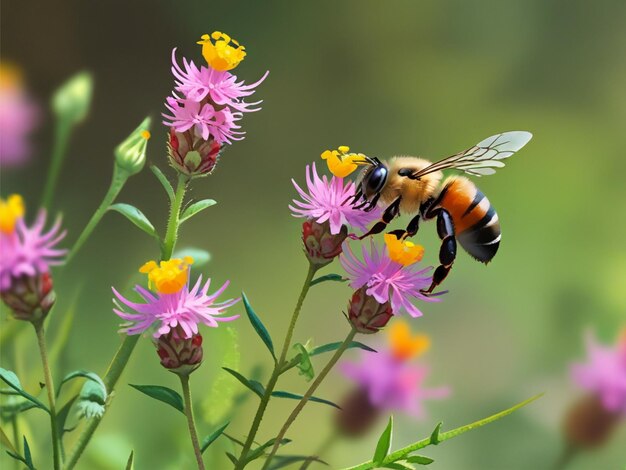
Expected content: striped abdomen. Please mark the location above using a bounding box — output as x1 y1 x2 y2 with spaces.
438 176 501 263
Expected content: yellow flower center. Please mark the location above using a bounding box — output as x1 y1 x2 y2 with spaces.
321 146 369 178
197 31 246 72
140 130 151 140
384 233 424 267
0 63 23 90
388 320 430 361
139 256 194 294
0 194 25 234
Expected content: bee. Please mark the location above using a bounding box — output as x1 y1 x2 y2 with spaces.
351 131 532 294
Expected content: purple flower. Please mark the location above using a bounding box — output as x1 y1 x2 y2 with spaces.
0 208 66 292
113 276 240 339
290 163 380 235
571 330 626 414
341 321 450 418
170 49 268 112
340 239 440 318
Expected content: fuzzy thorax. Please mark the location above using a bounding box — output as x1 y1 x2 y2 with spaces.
383 157 442 214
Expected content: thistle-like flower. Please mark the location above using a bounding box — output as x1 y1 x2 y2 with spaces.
112 258 240 339
0 195 66 321
337 321 449 435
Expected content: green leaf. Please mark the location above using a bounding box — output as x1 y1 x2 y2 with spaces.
0 426 17 454
373 416 394 463
200 421 229 454
429 422 442 445
109 203 157 238
125 450 135 470
56 396 78 436
384 463 413 470
310 273 346 286
6 436 35 470
0 368 49 414
49 293 78 368
180 199 217 223
225 452 238 465
129 384 184 413
222 368 265 398
57 370 106 399
242 293 276 361
293 343 314 381
310 341 376 356
246 437 291 463
174 247 211 268
151 165 175 202
406 455 434 465
267 455 328 469
271 391 339 409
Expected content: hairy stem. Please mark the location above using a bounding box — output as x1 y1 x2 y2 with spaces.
161 174 188 260
42 119 72 210
263 327 357 469
236 263 318 469
34 321 61 470
180 374 205 470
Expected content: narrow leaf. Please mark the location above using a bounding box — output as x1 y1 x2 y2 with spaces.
125 450 135 470
57 370 106 399
225 452 238 465
429 422 442 445
22 436 35 470
310 273 346 286
200 421 229 454
373 416 394 463
129 384 184 413
267 455 328 469
180 199 217 223
242 293 276 361
56 396 78 436
246 438 291 463
174 247 211 268
151 165 175 201
222 368 265 398
109 203 157 238
384 463 413 470
0 368 49 413
310 341 376 356
0 426 17 454
406 455 434 465
271 391 340 409
293 343 314 382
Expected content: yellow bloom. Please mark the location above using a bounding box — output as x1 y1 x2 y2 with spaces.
139 256 194 294
0 194 25 234
388 320 430 361
197 31 246 72
0 63 22 90
384 233 424 267
321 146 368 178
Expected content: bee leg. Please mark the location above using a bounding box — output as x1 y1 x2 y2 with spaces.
359 197 401 239
421 208 456 295
388 213 421 240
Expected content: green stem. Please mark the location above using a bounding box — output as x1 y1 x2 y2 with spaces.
235 263 318 469
340 393 544 470
262 327 357 469
66 165 131 263
11 415 20 470
180 374 205 470
33 321 61 470
64 335 140 470
161 174 189 260
553 443 578 470
42 119 73 209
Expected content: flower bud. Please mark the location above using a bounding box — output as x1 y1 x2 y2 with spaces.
51 71 93 124
167 128 221 177
0 272 56 322
155 327 203 375
347 286 393 334
114 117 151 175
335 387 381 437
563 394 620 449
302 220 347 267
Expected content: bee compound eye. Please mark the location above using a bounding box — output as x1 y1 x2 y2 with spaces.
368 166 388 193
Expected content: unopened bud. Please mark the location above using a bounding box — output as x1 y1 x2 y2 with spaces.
155 327 203 375
564 394 620 449
302 220 347 268
115 117 151 175
335 387 381 437
52 71 93 124
167 128 221 177
0 272 56 322
347 286 393 334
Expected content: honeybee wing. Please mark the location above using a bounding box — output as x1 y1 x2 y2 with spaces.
410 131 532 178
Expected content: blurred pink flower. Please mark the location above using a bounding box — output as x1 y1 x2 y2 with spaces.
0 65 39 168
340 239 440 317
290 163 381 235
112 276 240 339
341 321 450 418
170 48 268 112
571 330 626 414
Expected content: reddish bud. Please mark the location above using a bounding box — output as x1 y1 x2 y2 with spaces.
335 387 381 437
302 220 348 267
347 286 393 334
564 394 621 449
167 128 221 177
155 327 203 375
0 272 56 322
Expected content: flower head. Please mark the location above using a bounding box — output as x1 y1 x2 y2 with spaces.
156 326 204 374
340 320 450 418
290 163 380 236
197 31 246 72
113 263 239 338
340 239 440 318
571 330 626 414
321 146 368 178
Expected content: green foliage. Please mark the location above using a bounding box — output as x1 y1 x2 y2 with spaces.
292 343 314 381
129 384 184 414
429 422 442 445
373 416 393 464
222 368 265 398
174 247 211 268
109 203 158 238
310 273 346 286
0 427 17 454
200 422 230 454
241 293 276 361
245 437 291 464
267 455 328 469
0 368 49 414
281 341 375 375
57 370 106 398
180 199 217 224
405 455 434 465
6 436 35 470
150 165 175 202
125 450 135 470
270 391 339 409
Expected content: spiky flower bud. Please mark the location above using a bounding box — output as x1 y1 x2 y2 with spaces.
0 272 56 322
114 117 151 175
335 387 381 437
347 286 393 334
167 128 221 177
302 220 347 268
564 394 620 449
51 71 93 124
155 327 203 375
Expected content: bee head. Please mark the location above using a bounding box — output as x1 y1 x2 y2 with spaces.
360 158 388 200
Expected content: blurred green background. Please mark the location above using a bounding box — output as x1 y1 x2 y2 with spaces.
2 0 625 468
